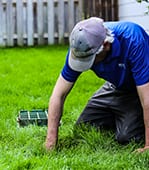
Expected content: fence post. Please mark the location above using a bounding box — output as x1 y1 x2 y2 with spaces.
0 0 4 46
27 0 34 46
6 0 14 46
17 0 23 46
47 0 54 44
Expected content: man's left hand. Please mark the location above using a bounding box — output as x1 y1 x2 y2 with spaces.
135 146 149 153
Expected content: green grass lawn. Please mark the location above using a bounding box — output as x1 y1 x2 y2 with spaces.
0 45 148 170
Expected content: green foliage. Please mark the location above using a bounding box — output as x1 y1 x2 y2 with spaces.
137 0 149 2
0 46 148 170
137 0 149 14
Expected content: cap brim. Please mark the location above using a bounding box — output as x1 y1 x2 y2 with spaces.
68 50 96 72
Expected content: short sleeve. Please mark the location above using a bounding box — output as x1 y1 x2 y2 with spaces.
61 50 81 82
129 42 149 86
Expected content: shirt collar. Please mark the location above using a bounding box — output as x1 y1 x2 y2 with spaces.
104 37 121 63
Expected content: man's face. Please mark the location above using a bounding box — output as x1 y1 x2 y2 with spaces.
94 42 111 64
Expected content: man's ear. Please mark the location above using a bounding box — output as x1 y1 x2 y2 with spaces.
103 41 111 51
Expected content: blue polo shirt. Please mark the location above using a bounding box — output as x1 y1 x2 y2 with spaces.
61 21 149 91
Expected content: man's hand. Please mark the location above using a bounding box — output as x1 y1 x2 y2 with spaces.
137 83 149 153
45 135 57 151
135 146 149 153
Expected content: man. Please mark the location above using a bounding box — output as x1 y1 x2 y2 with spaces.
45 17 149 152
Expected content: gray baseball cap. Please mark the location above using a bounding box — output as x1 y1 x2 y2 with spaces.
68 17 106 72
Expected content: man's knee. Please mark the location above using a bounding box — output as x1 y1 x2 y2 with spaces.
116 133 143 144
116 133 131 144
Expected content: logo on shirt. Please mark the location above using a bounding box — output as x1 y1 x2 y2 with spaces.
118 63 126 69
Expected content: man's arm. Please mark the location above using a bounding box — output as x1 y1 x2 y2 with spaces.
136 82 149 152
45 74 74 150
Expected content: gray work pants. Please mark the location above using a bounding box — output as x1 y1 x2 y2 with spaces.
76 82 145 144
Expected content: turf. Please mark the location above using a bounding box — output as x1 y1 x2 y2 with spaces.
0 45 148 170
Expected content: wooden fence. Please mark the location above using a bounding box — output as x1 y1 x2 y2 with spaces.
0 0 118 47
0 0 82 46
83 0 118 21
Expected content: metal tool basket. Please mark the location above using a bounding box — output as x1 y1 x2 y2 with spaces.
17 109 48 127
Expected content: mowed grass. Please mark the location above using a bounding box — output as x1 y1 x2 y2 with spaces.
0 45 148 170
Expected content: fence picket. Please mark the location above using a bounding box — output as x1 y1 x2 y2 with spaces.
68 0 74 33
27 0 34 46
47 0 54 44
17 0 23 46
6 0 13 46
37 0 44 44
77 0 83 22
58 0 65 44
0 0 4 46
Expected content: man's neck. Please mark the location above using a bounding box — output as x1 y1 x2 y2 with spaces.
94 43 112 64
94 51 108 64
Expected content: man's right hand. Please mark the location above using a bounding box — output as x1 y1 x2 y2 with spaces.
45 135 57 150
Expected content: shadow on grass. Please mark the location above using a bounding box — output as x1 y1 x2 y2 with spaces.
55 123 144 154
